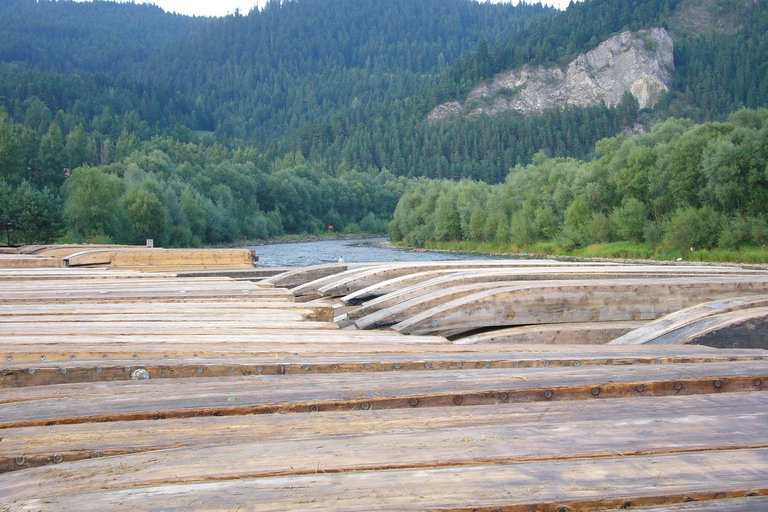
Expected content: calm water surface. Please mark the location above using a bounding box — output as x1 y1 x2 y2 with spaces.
249 237 502 267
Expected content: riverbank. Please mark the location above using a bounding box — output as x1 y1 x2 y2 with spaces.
219 232 387 248
388 240 768 271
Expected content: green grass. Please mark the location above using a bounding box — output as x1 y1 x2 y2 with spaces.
409 239 768 265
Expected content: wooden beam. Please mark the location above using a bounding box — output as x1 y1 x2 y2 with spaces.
3 449 767 511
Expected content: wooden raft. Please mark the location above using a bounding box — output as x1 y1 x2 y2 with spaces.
1 262 768 511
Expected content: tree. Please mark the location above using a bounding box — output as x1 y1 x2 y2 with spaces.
62 166 125 241
123 181 168 245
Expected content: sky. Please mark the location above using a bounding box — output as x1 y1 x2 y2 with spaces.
75 0 578 18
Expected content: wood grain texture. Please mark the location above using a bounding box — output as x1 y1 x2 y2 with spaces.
3 449 767 511
2 392 764 472
2 361 766 428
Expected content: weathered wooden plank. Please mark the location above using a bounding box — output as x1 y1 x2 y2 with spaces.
342 265 764 306
1 361 765 428
19 244 146 257
454 321 647 344
316 260 619 298
0 305 332 322
355 280 541 329
3 339 764 364
0 255 64 269
2 393 764 473
1 276 269 289
262 263 353 288
0 288 293 303
64 248 256 269
0 311 315 323
5 346 765 387
611 296 768 345
601 496 768 511
1 394 766 496
391 277 768 335
0 268 177 280
3 449 767 511
0 320 337 335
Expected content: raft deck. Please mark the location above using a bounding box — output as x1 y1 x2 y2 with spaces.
1 258 767 511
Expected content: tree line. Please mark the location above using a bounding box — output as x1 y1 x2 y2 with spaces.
0 114 410 245
390 109 768 255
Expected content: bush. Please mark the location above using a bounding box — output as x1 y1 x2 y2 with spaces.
662 206 722 252
609 197 648 243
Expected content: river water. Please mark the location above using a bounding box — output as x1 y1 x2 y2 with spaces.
249 237 502 267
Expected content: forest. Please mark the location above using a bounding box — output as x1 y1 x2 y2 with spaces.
1 0 768 250
390 109 768 260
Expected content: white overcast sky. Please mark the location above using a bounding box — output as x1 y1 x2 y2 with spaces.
75 0 578 18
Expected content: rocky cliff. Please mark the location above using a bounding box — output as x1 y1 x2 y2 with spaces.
427 28 674 121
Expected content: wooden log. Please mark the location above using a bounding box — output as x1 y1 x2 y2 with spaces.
391 276 768 336
1 360 765 428
3 449 767 511
454 321 647 344
1 392 764 473
610 296 768 345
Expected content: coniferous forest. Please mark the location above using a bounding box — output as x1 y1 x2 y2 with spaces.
1 0 767 255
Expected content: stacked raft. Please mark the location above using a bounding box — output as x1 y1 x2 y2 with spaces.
1 255 768 511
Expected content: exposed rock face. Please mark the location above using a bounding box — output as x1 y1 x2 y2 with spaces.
427 28 674 121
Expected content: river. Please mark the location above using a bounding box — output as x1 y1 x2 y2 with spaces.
248 237 502 267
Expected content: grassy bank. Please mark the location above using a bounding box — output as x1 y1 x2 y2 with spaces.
415 240 768 265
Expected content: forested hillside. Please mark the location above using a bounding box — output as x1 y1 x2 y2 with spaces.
1 0 767 249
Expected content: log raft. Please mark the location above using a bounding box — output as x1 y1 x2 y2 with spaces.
1 251 768 511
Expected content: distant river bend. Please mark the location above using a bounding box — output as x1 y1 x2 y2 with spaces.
247 237 501 267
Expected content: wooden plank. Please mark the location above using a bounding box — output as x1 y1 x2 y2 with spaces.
1 393 766 493
0 255 64 269
3 338 765 364
454 321 647 344
601 496 768 511
638 308 768 349
0 302 334 322
0 269 177 280
19 244 145 257
355 280 544 329
63 248 256 269
342 265 764 306
262 263 353 288
0 320 338 335
2 392 764 472
0 311 317 323
5 346 765 387
611 296 768 345
316 260 620 298
390 276 768 335
3 449 767 511
1 361 765 428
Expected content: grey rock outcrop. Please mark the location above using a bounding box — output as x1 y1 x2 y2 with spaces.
427 28 674 121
